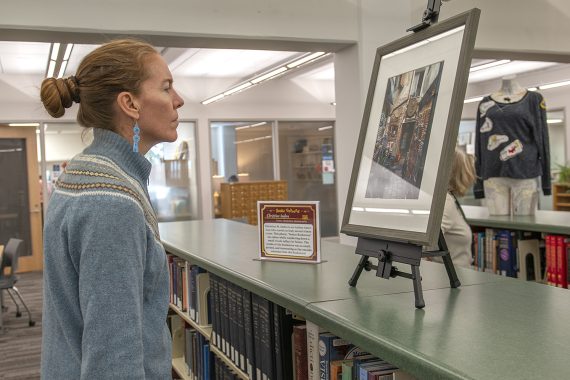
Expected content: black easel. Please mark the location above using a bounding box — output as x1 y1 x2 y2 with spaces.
348 0 461 309
348 231 461 309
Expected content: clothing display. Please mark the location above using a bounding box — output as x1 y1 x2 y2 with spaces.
41 129 171 379
483 177 538 216
473 90 550 200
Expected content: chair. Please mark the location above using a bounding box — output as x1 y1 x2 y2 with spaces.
0 238 35 327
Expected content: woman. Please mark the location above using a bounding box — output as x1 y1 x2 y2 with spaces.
40 39 184 379
438 147 477 268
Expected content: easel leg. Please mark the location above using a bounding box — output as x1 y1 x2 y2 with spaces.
442 254 461 288
349 255 370 287
411 265 425 309
439 230 461 288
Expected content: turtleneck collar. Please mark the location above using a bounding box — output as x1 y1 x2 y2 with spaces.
85 128 152 185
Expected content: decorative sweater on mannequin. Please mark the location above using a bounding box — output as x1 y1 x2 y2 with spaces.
473 79 551 199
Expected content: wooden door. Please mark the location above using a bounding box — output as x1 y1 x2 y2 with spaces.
0 125 43 272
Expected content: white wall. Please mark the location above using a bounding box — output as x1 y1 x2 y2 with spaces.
437 0 570 55
1 0 360 43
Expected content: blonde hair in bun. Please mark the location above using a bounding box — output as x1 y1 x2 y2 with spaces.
40 76 80 118
39 38 157 131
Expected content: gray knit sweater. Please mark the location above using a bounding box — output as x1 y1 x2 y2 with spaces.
41 128 171 379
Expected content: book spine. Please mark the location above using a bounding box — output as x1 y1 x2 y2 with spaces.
557 236 566 287
228 283 237 364
567 241 570 289
258 296 275 380
252 294 263 380
210 274 218 347
236 285 247 372
546 235 553 286
293 325 308 380
219 277 229 356
243 288 256 380
306 320 321 380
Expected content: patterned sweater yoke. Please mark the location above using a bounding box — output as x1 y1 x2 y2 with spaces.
55 152 160 241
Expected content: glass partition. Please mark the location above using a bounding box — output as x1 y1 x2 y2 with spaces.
278 121 338 236
147 121 200 221
210 121 274 217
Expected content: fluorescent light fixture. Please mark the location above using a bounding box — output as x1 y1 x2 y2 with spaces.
223 81 253 96
50 43 60 60
352 207 365 212
234 135 272 144
8 123 40 127
364 207 410 214
286 52 325 68
237 173 249 177
47 60 56 77
464 96 483 104
411 210 430 215
527 87 538 91
384 41 429 59
318 125 333 131
470 59 511 73
212 175 225 178
427 26 465 42
539 80 570 90
251 67 288 84
57 60 68 78
547 119 563 124
63 43 74 60
383 26 464 59
235 121 267 131
202 93 225 105
201 51 329 104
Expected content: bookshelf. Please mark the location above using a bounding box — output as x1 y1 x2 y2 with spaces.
160 219 570 379
169 302 249 380
209 345 248 380
553 183 570 211
172 357 191 380
463 205 570 235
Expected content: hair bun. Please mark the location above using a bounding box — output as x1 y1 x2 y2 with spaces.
40 76 80 118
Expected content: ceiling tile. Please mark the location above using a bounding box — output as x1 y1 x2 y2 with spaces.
0 41 50 74
172 48 301 78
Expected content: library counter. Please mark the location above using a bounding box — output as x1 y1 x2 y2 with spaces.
463 205 570 235
159 219 570 380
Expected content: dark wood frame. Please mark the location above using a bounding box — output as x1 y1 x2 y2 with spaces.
341 9 481 247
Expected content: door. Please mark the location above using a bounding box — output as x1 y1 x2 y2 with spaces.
0 125 42 272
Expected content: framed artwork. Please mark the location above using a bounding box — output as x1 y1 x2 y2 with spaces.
342 9 480 247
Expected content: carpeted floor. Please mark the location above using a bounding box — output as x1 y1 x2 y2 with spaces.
0 271 43 380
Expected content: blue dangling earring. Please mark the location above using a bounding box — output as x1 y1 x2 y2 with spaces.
133 122 140 153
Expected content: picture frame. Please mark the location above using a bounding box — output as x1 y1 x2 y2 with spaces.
342 9 480 247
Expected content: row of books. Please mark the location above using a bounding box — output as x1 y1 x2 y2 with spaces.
209 273 295 380
169 312 243 380
303 321 414 380
168 258 415 380
545 234 569 288
471 229 570 287
168 255 211 325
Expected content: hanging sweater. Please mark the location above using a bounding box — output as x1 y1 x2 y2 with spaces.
473 91 550 198
41 128 171 379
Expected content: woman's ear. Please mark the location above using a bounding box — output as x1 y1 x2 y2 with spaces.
116 91 140 119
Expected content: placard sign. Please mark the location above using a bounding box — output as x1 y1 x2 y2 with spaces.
258 201 321 263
